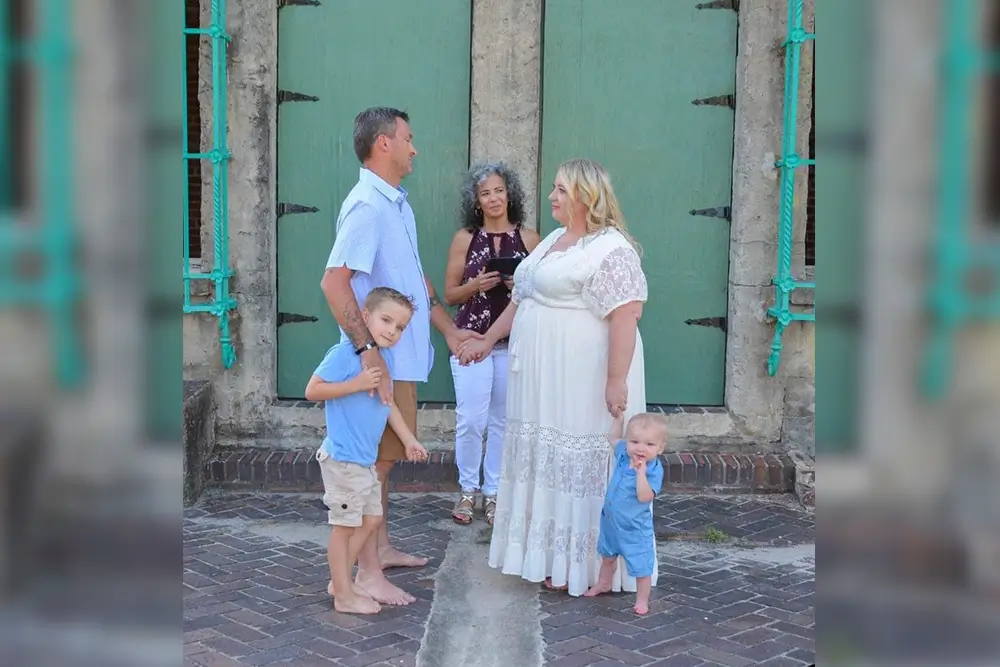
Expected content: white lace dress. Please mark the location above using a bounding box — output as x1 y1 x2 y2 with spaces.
487 227 655 596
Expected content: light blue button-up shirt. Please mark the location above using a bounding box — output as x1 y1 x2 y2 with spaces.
326 168 433 383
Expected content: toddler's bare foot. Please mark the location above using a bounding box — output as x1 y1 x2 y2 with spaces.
633 599 649 615
333 592 381 615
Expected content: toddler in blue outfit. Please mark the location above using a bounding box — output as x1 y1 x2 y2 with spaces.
584 412 668 615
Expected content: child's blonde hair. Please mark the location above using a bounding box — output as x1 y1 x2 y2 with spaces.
364 286 415 313
626 412 669 449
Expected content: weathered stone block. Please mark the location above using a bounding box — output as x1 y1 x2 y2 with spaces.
184 380 216 506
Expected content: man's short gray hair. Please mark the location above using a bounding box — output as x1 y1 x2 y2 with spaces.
353 107 409 163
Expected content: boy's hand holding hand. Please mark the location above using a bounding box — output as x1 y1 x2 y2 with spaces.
404 440 429 463
353 366 382 393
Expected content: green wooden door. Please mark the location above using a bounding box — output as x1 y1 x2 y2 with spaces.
540 1 736 405
276 1 471 400
815 1 868 451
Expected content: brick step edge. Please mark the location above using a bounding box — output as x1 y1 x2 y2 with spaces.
202 447 796 494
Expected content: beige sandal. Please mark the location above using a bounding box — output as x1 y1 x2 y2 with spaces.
452 493 476 525
483 495 497 526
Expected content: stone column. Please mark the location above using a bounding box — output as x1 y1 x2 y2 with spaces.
469 0 543 227
43 0 146 482
862 0 946 496
205 0 279 438
727 0 811 442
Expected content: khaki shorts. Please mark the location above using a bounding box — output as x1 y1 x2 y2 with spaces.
317 448 382 527
378 381 418 463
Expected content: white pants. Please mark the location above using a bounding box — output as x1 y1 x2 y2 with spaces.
449 347 508 496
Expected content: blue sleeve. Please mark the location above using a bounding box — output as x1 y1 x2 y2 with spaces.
647 460 664 496
614 440 628 463
313 345 352 383
326 201 380 275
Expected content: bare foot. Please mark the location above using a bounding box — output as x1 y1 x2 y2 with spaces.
633 599 649 615
583 581 612 598
333 592 381 615
378 547 428 569
544 578 568 591
355 573 417 606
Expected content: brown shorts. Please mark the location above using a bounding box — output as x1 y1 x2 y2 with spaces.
379 380 418 463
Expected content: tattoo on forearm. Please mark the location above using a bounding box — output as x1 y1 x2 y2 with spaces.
342 305 374 348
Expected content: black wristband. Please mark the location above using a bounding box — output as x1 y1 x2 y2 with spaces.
355 341 378 355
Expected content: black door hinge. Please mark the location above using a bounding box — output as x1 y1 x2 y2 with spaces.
277 203 319 217
685 316 727 333
277 90 319 104
692 94 735 110
277 312 319 326
696 0 738 10
689 206 731 222
278 0 320 8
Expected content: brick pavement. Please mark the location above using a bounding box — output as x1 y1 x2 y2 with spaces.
184 492 814 666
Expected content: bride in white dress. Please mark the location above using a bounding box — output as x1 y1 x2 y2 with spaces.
456 158 654 597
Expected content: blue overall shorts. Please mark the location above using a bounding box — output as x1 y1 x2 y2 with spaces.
597 440 664 578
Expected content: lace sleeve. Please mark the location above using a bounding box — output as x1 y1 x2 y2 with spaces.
582 246 648 319
511 277 527 305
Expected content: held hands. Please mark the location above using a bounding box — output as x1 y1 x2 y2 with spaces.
360 347 392 405
605 378 628 419
446 327 484 357
457 337 494 366
404 440 429 462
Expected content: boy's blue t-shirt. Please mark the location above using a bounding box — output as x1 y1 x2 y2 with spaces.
604 440 664 527
314 342 394 467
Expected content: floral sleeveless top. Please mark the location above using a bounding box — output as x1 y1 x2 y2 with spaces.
453 227 530 342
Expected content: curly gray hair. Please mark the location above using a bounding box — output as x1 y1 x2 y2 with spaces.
458 162 526 229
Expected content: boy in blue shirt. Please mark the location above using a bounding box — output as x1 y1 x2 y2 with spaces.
304 287 428 615
584 412 667 615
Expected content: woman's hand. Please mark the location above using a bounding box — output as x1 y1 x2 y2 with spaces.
605 378 628 418
472 269 502 294
503 276 515 291
458 337 494 365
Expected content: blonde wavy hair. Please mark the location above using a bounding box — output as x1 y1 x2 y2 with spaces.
556 158 641 255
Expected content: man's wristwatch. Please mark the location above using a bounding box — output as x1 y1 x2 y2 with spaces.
355 341 378 356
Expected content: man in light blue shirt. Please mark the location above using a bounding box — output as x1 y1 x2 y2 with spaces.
320 107 480 607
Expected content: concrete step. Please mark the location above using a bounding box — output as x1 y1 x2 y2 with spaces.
201 444 799 495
